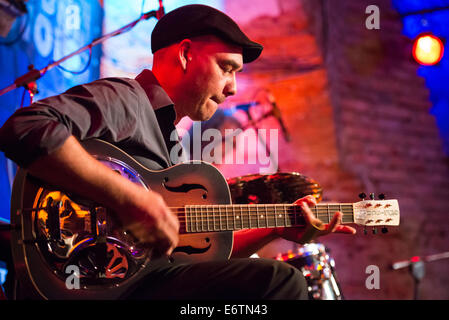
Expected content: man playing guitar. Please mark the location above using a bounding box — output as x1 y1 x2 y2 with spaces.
0 4 355 300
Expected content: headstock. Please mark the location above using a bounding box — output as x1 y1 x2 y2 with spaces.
353 193 400 230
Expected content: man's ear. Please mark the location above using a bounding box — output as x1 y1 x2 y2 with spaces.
178 39 193 72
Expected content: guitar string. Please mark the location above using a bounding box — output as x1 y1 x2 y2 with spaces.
174 212 356 219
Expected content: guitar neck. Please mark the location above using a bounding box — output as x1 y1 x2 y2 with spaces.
176 203 355 233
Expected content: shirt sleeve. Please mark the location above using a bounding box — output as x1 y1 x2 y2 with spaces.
0 77 143 168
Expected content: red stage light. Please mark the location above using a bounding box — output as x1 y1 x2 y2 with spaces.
412 34 444 66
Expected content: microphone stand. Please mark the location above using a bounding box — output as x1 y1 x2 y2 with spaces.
0 5 164 101
391 251 449 300
219 107 280 173
242 109 280 172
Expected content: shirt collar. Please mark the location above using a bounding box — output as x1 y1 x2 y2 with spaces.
135 69 174 111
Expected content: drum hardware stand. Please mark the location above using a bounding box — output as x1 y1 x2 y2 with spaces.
391 251 449 300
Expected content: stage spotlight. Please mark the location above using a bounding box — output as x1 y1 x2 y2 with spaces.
412 34 445 66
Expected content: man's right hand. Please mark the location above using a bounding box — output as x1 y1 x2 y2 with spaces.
118 189 180 257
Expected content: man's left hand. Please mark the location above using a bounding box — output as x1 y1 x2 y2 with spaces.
274 195 356 244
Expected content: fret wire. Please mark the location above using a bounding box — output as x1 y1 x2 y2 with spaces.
246 204 249 229
211 205 214 232
274 206 278 228
223 205 227 231
192 206 195 232
211 205 215 232
247 204 250 229
235 205 241 230
190 207 193 232
246 206 248 229
188 206 191 232
233 205 236 230
265 204 269 228
251 205 259 228
235 207 238 229
229 207 235 230
256 205 260 228
214 206 220 231
198 205 203 232
218 205 221 231
284 204 288 227
215 205 218 231
199 205 203 232
201 205 205 232
197 205 201 232
218 205 222 231
221 205 225 231
199 205 202 232
239 205 243 229
339 204 342 223
226 205 229 231
190 207 195 232
192 205 195 232
207 205 210 232
185 206 189 232
213 204 217 231
294 205 297 226
191 206 194 233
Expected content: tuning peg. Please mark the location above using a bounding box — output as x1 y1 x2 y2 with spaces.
372 227 378 234
359 193 367 200
364 227 368 235
378 193 386 200
381 227 388 234
369 193 375 200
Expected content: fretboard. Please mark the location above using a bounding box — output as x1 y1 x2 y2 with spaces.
175 203 355 233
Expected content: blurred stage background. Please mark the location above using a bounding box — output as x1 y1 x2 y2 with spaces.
0 0 449 300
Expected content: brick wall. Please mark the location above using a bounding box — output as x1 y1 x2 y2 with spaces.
224 0 449 299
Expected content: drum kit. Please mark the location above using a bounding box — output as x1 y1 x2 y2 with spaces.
227 172 344 300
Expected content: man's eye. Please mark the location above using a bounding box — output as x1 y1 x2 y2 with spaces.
221 65 232 73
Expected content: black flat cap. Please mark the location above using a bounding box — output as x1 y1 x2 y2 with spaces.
151 4 263 63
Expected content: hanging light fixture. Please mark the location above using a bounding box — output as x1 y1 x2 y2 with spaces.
412 33 445 66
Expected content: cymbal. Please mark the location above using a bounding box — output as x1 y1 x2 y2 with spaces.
227 172 323 205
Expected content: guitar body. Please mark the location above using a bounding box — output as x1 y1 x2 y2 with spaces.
9 139 233 299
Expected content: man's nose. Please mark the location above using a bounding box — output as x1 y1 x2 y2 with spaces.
224 73 237 97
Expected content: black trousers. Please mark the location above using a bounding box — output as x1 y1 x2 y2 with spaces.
123 258 309 300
